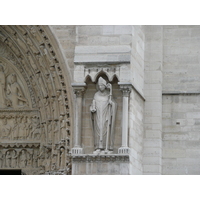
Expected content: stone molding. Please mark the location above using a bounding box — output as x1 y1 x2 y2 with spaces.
0 142 40 148
74 45 131 64
72 154 129 163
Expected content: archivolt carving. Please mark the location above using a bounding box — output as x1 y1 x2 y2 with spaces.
0 25 72 175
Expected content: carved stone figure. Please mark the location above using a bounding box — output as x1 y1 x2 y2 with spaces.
50 66 61 91
13 33 28 52
5 151 12 168
44 72 55 97
26 117 32 139
47 120 52 142
33 149 39 168
44 98 51 119
31 116 40 139
27 152 32 167
11 150 18 168
37 146 45 167
53 120 59 143
36 72 48 98
57 90 65 115
12 117 19 140
60 147 65 169
20 150 27 168
27 51 39 72
90 77 117 154
45 149 51 171
40 123 46 144
0 64 6 108
7 73 29 108
2 117 11 139
60 115 66 140
0 150 3 168
18 117 25 140
36 54 45 70
25 35 39 54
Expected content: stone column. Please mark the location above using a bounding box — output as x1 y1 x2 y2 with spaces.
71 83 86 154
118 83 131 154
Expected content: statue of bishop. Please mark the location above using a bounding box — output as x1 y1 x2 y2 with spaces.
90 77 117 154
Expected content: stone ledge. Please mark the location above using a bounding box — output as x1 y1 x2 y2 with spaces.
72 154 129 163
162 91 200 95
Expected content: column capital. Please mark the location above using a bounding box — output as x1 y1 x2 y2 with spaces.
118 82 132 97
71 83 87 97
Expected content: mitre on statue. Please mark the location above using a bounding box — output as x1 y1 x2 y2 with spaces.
98 77 107 86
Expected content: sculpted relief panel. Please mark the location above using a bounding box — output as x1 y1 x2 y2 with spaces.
0 25 72 175
0 62 30 109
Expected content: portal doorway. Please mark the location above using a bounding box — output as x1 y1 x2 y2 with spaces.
0 169 22 175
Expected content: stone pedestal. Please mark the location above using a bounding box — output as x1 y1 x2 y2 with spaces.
72 154 129 175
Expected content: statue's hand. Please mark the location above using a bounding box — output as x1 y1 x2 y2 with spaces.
90 106 96 113
108 99 113 105
91 109 96 113
106 83 111 89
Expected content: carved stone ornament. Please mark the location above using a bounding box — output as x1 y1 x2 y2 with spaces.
90 77 117 154
0 25 72 175
72 154 129 163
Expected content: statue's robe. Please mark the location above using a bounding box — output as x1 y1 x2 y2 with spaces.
91 91 117 151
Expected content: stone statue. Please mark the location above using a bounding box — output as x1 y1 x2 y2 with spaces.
57 90 65 115
0 64 6 108
60 147 65 169
33 149 39 168
7 73 29 108
37 146 45 167
60 115 66 140
2 117 11 139
12 117 19 140
36 73 48 98
90 77 117 154
5 151 12 168
18 117 25 140
11 150 18 168
31 116 40 139
20 150 27 168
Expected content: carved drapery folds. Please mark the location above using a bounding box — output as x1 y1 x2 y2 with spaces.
0 25 72 175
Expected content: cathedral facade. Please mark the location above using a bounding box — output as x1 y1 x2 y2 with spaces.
0 25 199 175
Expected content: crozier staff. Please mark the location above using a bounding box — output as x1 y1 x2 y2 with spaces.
90 77 117 154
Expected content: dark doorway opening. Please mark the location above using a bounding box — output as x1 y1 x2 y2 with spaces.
0 169 22 175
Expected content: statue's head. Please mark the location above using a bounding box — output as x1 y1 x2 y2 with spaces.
98 77 107 92
11 73 17 84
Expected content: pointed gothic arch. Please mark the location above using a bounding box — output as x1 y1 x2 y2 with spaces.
0 25 73 175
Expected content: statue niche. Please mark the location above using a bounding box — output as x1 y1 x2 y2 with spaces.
90 77 117 154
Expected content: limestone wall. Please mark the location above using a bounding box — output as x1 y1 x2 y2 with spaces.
163 26 200 93
162 94 200 174
162 25 200 174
